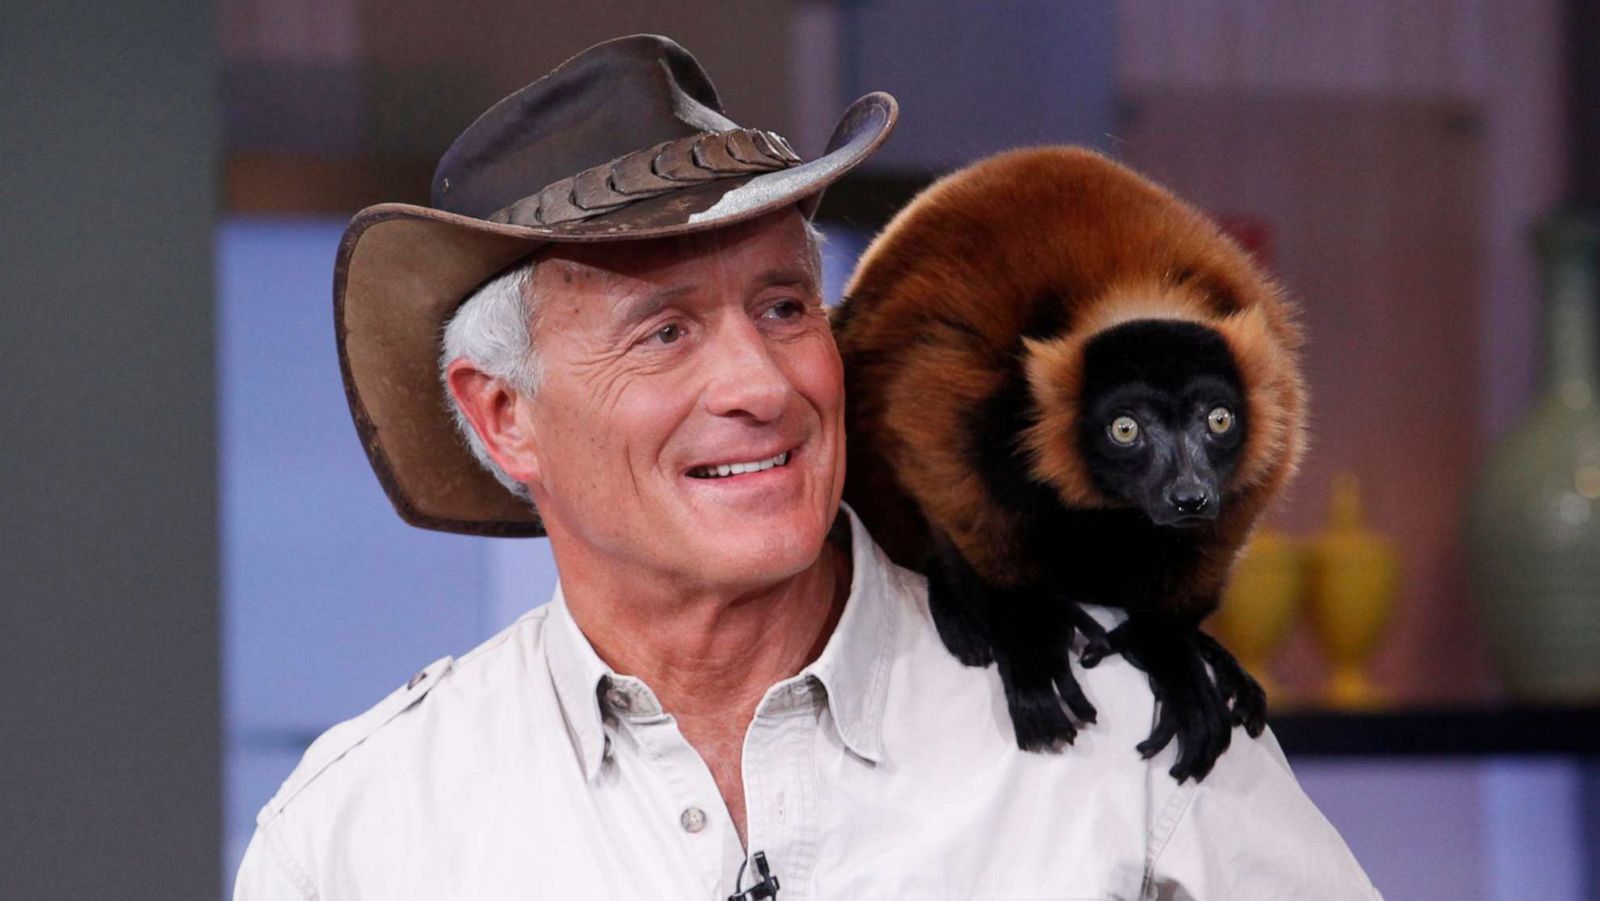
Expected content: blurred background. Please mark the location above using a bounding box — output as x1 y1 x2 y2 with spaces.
5 1 1600 898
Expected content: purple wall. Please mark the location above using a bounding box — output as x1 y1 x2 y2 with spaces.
218 219 1596 901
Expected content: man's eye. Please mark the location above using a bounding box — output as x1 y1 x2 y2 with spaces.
651 323 683 344
764 299 806 320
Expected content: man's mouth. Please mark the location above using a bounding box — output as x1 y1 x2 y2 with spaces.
687 450 792 479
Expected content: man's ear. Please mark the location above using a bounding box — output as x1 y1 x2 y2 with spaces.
444 358 543 486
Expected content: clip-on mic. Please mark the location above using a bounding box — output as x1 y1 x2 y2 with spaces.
727 851 780 901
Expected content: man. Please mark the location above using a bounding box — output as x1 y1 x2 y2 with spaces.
235 34 1380 899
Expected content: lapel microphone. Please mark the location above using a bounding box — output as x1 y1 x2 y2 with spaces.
728 851 780 900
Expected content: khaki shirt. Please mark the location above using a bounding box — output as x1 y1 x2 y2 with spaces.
234 505 1380 900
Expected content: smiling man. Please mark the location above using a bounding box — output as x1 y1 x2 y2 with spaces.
464 215 844 608
445 212 851 846
233 35 1380 900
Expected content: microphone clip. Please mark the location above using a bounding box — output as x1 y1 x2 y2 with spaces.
727 851 780 901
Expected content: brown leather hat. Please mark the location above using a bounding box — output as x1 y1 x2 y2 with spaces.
334 34 898 537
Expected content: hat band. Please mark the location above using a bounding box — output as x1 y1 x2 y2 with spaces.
488 127 804 228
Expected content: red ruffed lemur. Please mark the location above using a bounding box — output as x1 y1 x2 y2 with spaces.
834 147 1308 782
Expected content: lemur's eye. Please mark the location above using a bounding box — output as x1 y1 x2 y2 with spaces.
1207 406 1234 434
1109 415 1140 445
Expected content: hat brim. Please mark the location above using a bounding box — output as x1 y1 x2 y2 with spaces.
335 92 897 536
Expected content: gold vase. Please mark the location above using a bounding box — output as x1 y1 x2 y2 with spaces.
1213 528 1304 706
1306 472 1400 710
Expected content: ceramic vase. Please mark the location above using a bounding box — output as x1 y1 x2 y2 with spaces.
1467 211 1600 701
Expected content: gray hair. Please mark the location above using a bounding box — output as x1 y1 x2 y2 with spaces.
438 219 826 503
438 260 542 502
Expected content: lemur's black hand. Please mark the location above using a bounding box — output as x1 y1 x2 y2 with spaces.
925 537 1104 751
1107 615 1265 782
1072 604 1114 668
991 596 1104 751
1195 630 1267 737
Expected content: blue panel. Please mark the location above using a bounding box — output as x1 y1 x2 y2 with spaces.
1294 757 1589 901
1295 758 1485 901
1481 759 1585 901
218 217 499 877
819 223 871 307
218 217 491 735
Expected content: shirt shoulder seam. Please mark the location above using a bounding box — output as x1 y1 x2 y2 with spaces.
1142 778 1199 898
256 607 552 825
260 815 320 900
256 653 454 826
454 606 546 669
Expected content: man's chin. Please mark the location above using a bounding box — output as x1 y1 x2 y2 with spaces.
678 511 827 582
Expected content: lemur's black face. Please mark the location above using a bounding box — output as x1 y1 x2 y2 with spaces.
1078 320 1248 528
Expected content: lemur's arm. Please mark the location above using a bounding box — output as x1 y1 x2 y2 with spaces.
1105 605 1266 782
926 532 1108 751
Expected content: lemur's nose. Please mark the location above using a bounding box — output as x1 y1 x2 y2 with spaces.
1168 487 1211 515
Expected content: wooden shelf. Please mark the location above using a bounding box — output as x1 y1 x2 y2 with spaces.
1271 706 1600 758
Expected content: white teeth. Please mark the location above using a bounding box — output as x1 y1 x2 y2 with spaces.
691 450 789 479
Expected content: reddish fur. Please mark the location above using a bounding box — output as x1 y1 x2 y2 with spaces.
837 146 1307 610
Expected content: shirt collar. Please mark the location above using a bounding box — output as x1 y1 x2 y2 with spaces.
544 584 613 782
797 502 895 763
542 501 899 780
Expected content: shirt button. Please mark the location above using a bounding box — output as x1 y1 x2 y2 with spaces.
605 687 631 713
680 806 707 834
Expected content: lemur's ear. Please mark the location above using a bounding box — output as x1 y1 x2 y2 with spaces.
1019 333 1102 508
1209 304 1309 493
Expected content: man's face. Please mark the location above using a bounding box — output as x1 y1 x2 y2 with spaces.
516 208 843 593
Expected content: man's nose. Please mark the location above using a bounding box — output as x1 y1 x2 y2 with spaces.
702 317 790 421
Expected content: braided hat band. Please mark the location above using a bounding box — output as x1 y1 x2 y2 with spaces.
490 128 804 227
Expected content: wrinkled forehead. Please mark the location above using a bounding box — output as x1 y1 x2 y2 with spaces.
530 206 816 309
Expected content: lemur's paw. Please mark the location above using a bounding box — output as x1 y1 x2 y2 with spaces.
1000 647 1097 753
1111 620 1245 783
1009 692 1079 752
1194 631 1268 737
1071 606 1114 669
